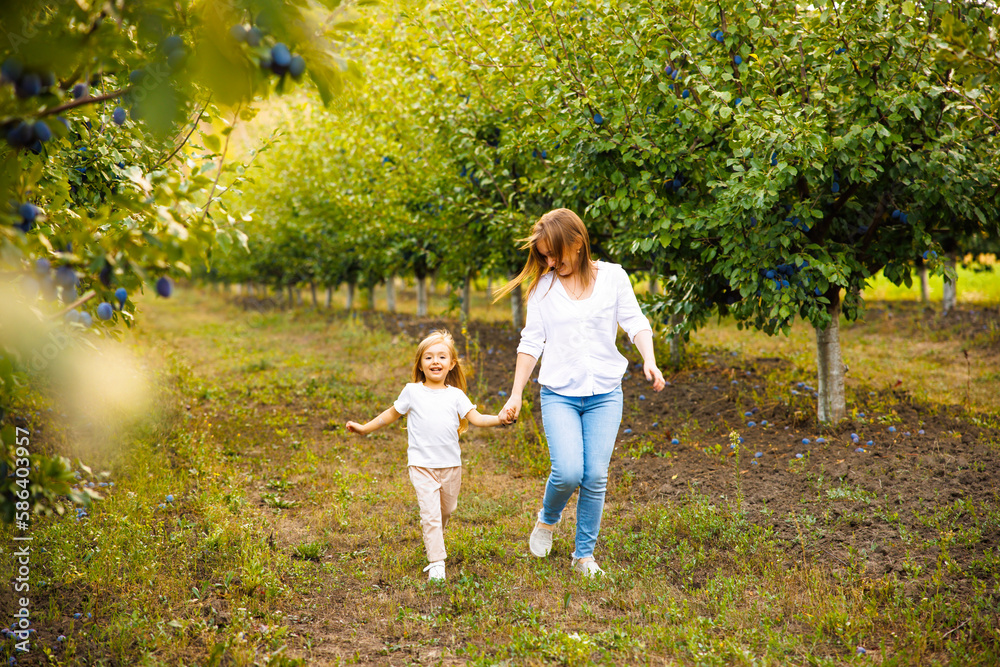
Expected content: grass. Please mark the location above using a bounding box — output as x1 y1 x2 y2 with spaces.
2 286 998 665
862 263 1000 305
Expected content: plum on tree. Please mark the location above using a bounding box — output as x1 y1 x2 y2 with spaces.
156 276 173 297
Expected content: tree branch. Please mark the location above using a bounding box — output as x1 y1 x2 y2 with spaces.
38 89 128 118
199 102 241 226
157 95 213 167
810 181 862 244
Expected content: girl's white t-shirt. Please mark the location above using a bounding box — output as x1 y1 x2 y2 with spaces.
516 261 652 397
393 383 476 468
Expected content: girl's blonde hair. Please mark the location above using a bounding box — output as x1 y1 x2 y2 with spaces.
412 330 470 434
493 208 594 302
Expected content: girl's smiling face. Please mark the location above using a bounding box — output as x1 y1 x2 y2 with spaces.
420 342 456 386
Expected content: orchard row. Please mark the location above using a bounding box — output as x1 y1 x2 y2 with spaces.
212 2 997 338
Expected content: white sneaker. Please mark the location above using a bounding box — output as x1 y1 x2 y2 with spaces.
571 557 604 578
423 561 446 581
529 521 555 557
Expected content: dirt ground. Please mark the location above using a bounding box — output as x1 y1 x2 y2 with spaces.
356 304 1000 599
7 297 998 666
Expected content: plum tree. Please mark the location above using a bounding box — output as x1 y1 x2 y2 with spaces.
423 0 1000 423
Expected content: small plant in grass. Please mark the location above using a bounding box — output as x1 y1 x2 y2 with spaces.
626 438 657 459
617 469 636 495
266 479 294 492
293 541 327 561
876 411 903 425
701 441 724 459
224 493 246 514
243 358 275 373
729 430 743 513
902 552 925 578
678 418 700 441
262 493 298 509
786 452 810 473
826 485 877 503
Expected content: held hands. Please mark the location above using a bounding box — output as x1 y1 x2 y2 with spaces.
499 394 522 425
644 361 666 391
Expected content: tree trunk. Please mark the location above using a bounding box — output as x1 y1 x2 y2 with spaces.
386 274 396 313
296 285 303 306
919 264 930 303
310 282 318 308
816 291 847 424
668 312 684 368
649 275 660 295
486 277 493 310
461 273 472 324
942 256 957 315
286 284 295 306
366 285 376 310
326 286 333 309
416 275 429 316
510 280 524 329
346 282 356 311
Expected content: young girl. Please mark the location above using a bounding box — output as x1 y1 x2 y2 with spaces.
346 330 503 581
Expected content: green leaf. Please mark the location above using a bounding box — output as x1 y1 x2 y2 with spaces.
203 134 222 153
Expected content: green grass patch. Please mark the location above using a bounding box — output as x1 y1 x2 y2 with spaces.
863 264 1000 305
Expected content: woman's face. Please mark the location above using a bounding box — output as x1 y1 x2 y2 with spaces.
536 238 578 277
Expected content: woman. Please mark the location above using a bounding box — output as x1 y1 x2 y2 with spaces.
496 208 665 577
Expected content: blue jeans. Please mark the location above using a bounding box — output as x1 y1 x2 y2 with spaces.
538 385 623 559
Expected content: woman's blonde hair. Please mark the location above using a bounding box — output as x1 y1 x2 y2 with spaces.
493 208 594 302
412 330 470 434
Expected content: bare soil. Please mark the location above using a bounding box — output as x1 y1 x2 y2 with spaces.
359 306 1000 600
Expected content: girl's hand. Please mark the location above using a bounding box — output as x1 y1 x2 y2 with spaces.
345 421 367 435
499 395 522 424
644 362 666 392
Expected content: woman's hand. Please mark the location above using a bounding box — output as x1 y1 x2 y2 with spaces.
644 361 666 392
499 395 522 424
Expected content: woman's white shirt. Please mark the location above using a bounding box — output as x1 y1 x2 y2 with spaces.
516 261 652 397
393 383 475 468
